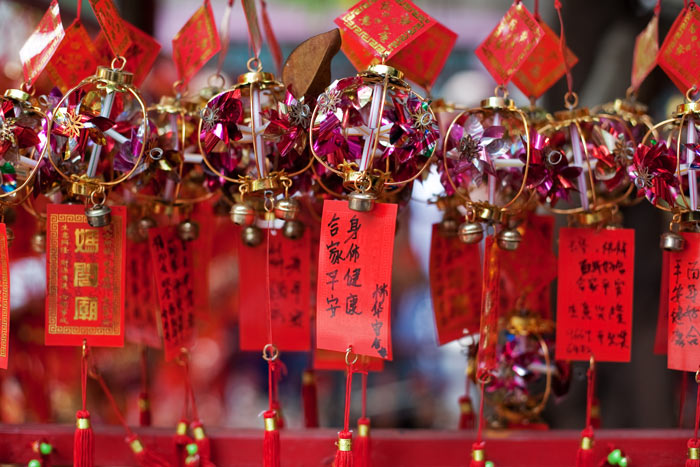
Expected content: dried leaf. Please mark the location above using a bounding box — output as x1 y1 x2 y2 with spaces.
282 29 341 102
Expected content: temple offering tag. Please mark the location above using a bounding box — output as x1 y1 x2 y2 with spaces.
237 229 311 352
499 215 556 318
631 13 659 92
95 21 161 87
19 0 64 86
45 204 126 347
149 227 195 361
316 200 396 360
668 233 700 371
45 21 99 92
476 236 501 376
125 239 161 348
659 4 700 94
429 224 482 345
475 2 544 85
654 250 669 355
88 0 133 56
556 228 634 362
0 224 9 369
314 349 384 372
172 0 221 85
511 18 578 99
334 0 456 88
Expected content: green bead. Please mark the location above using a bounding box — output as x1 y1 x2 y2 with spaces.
186 443 198 456
39 443 52 455
28 460 41 467
485 462 495 467
619 457 628 467
607 449 623 465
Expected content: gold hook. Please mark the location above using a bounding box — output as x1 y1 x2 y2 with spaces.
345 346 358 366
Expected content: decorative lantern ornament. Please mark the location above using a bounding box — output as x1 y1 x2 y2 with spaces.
44 57 148 227
309 63 439 212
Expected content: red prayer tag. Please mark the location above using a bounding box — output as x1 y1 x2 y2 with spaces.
313 349 384 372
88 0 132 57
148 226 195 361
555 228 634 362
94 21 161 87
475 2 544 85
429 224 482 345
19 0 65 86
668 233 700 371
654 250 669 355
631 14 659 92
238 228 311 352
511 19 578 99
316 200 396 360
0 224 9 369
125 239 161 348
45 204 126 347
476 236 501 376
659 4 700 94
172 0 221 85
334 0 456 88
45 21 99 93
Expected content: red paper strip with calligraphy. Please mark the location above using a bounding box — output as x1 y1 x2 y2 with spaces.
19 0 65 86
45 21 99 93
668 233 700 371
88 0 133 57
172 0 221 85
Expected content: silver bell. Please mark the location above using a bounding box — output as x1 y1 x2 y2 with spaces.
348 191 376 212
282 219 305 240
274 198 300 221
660 231 685 252
137 217 157 241
438 217 459 237
230 203 256 226
85 204 111 228
31 231 46 253
458 222 484 244
177 220 199 241
497 228 522 251
242 225 263 247
5 226 14 247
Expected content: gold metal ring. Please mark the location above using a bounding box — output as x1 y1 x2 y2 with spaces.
111 56 127 71
262 343 279 361
345 346 358 366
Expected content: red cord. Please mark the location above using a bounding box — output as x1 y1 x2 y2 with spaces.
554 0 574 96
76 0 81 22
361 372 368 419
682 372 689 428
80 347 88 413
534 0 540 20
343 363 355 432
95 372 134 435
694 374 700 441
585 362 596 428
654 0 661 15
475 382 486 443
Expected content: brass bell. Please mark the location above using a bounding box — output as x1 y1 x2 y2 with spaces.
282 219 305 240
458 222 483 244
497 228 522 251
274 198 300 220
242 225 262 247
137 216 157 241
230 203 256 226
177 219 199 241
348 191 376 212
30 231 46 253
438 217 459 237
5 226 14 247
85 204 112 228
660 231 684 252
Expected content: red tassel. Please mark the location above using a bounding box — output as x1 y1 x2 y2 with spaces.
302 369 319 428
139 392 152 427
191 420 213 466
458 395 475 430
576 427 594 467
469 441 486 467
270 399 285 429
73 410 94 467
688 439 700 466
263 410 280 467
173 419 190 467
354 417 370 467
127 434 171 467
334 430 353 467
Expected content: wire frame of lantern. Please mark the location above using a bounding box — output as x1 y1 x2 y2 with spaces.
0 87 48 205
536 92 635 227
308 64 439 212
198 59 312 197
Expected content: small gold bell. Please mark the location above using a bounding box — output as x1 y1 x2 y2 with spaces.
242 225 263 247
137 217 157 241
348 191 376 212
85 204 112 228
282 219 305 240
497 228 522 251
660 231 684 252
274 198 300 220
30 231 46 253
230 203 256 226
177 220 199 241
458 222 483 244
438 217 459 237
5 226 14 247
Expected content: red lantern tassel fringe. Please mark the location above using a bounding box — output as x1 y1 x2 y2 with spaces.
263 410 280 467
469 441 486 467
576 359 596 467
458 395 475 430
334 351 356 467
354 417 370 467
74 342 94 467
174 419 190 467
139 348 151 427
302 369 319 428
191 420 213 467
686 373 700 466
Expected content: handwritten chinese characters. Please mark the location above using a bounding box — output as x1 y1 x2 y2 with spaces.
45 204 126 347
668 233 700 371
149 226 194 361
238 228 311 351
316 200 397 360
556 228 634 362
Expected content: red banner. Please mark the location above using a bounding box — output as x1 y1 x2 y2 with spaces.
0 224 9 369
555 228 635 362
631 13 659 92
88 0 132 57
659 4 700 94
172 0 221 84
148 227 195 361
668 233 700 371
125 239 161 348
429 224 482 345
45 21 99 92
316 200 396 360
19 0 65 86
238 228 311 352
45 204 126 347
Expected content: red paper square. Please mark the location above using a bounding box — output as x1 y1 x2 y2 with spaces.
659 5 700 94
19 0 65 86
45 21 100 93
631 14 659 92
172 0 221 85
88 0 132 57
95 21 161 87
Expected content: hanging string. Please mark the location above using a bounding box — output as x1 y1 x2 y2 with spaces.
654 0 662 16
216 0 234 78
554 0 574 96
80 346 88 413
260 0 283 76
585 362 595 429
361 372 368 420
533 0 540 20
475 382 486 444
76 0 82 23
682 372 689 428
687 371 700 466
